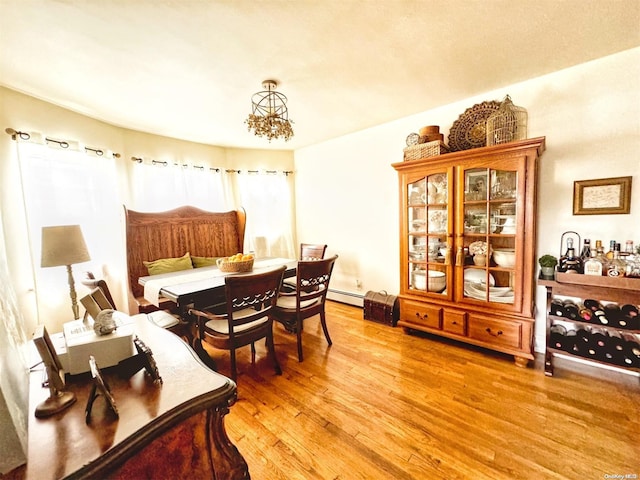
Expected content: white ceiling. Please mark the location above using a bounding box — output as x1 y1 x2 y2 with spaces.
2 0 639 151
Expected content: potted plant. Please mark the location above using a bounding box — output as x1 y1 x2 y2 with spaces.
538 254 558 278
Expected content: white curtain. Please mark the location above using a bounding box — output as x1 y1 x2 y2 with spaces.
17 140 123 328
130 160 230 212
235 172 295 259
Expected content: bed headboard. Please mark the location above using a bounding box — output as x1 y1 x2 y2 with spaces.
124 205 246 311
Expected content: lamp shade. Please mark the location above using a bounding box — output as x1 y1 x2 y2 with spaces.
41 225 90 267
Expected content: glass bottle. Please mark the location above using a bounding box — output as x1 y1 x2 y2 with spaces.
605 243 626 277
605 240 616 260
558 237 583 274
580 238 591 261
583 250 603 276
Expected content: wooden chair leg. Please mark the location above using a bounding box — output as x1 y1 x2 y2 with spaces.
251 342 256 364
266 330 282 376
296 319 304 362
320 311 332 346
192 338 217 372
230 349 237 382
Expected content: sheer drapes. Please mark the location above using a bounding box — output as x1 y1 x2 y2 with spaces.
235 172 295 259
130 161 230 212
15 138 296 331
17 141 123 327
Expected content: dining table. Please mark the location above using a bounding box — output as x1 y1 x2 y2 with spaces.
138 257 297 369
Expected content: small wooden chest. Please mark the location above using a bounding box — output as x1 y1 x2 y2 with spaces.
363 290 399 327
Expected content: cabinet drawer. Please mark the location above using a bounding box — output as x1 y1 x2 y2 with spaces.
468 314 522 349
443 310 467 335
401 300 442 329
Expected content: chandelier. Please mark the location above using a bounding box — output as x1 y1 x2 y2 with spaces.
245 80 294 142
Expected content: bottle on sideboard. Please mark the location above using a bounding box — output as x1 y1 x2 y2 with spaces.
605 243 626 277
562 299 580 320
558 237 583 274
605 240 616 260
619 304 639 330
550 299 566 317
580 238 591 261
620 332 640 368
607 330 626 365
583 250 603 276
574 329 591 356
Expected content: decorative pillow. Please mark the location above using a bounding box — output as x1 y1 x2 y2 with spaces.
143 252 193 276
191 256 221 268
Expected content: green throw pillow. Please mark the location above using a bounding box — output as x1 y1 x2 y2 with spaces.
143 252 193 276
192 256 221 268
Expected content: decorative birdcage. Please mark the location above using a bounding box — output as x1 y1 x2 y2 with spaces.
486 95 528 146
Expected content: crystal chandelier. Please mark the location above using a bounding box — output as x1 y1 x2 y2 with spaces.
245 80 294 142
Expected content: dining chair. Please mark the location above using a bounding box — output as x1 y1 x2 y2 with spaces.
272 255 338 362
187 265 286 382
81 272 182 332
300 243 327 260
283 243 328 292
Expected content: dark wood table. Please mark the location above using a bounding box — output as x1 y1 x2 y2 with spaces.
13 315 249 480
138 257 297 369
139 257 297 310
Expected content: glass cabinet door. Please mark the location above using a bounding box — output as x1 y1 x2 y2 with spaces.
407 171 452 297
458 166 520 307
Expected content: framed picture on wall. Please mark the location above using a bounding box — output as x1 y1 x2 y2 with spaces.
573 176 632 215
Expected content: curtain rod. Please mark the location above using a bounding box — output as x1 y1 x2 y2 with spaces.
130 155 291 175
5 127 121 158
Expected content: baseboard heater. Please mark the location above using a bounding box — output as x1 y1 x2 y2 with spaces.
327 288 364 307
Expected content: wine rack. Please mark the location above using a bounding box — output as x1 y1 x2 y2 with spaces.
539 273 640 378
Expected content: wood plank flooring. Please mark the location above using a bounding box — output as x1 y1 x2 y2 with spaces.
203 301 639 480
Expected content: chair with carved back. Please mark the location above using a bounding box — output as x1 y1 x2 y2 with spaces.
81 272 183 333
283 243 327 291
187 266 286 382
272 255 338 362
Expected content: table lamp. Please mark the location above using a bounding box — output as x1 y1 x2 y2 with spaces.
41 225 91 320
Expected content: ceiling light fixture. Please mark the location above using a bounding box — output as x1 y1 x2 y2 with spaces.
245 80 294 142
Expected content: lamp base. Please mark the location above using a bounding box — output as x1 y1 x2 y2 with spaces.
35 390 76 418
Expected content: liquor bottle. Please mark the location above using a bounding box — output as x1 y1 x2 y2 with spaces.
558 237 583 274
605 243 626 277
605 240 616 260
580 238 592 261
583 250 603 276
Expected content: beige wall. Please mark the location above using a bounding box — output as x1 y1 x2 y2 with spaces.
294 47 640 352
0 87 294 334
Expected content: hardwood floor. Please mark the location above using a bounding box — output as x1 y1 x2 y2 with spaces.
204 301 639 480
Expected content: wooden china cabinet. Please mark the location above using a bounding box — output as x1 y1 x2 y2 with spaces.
392 137 545 366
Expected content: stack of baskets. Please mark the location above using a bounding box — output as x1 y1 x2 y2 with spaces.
403 125 449 161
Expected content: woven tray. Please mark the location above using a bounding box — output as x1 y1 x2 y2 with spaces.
404 140 449 161
216 257 254 273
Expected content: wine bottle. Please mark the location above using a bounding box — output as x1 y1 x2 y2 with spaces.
620 332 640 368
578 306 592 322
562 300 580 320
601 304 622 326
607 330 626 365
558 237 583 274
550 299 566 317
583 298 604 312
574 329 590 356
564 330 577 353
619 304 639 330
549 324 567 350
589 327 609 361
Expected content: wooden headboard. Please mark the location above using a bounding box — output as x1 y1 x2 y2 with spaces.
124 205 246 312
